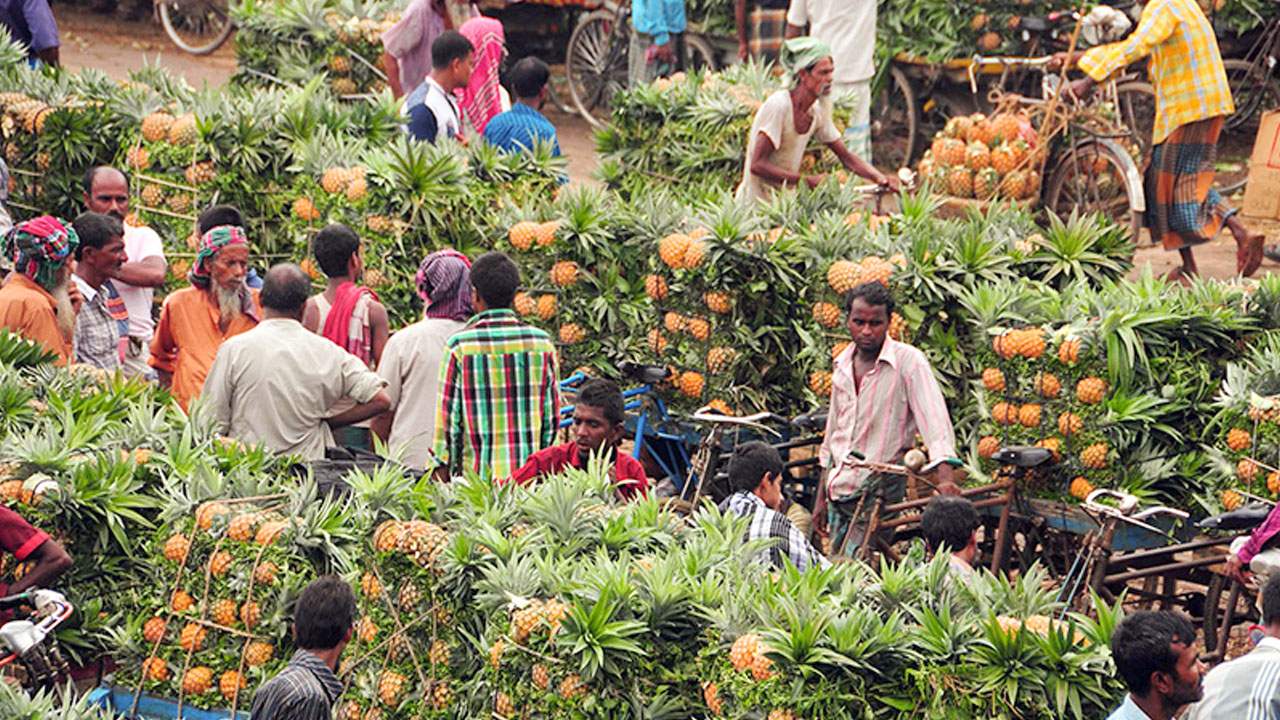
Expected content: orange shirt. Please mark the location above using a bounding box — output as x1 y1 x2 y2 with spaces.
149 286 260 410
0 273 71 365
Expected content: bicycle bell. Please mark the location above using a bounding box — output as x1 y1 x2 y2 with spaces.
903 449 926 473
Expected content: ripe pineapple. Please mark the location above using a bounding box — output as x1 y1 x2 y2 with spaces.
1076 377 1107 404
766 711 798 720
378 670 407 708
1036 437 1062 462
663 312 686 334
558 324 586 344
859 256 893 286
1016 328 1046 358
208 550 233 577
645 274 668 300
536 294 556 320
991 113 1021 146
171 589 195 612
678 371 705 398
182 666 213 695
142 657 169 682
1018 403 1042 428
429 639 450 666
1223 489 1244 511
703 682 723 715
143 617 167 644
809 371 833 396
659 233 691 269
240 601 261 628
813 302 841 328
219 670 246 700
647 329 668 354
373 520 404 553
1058 338 1081 364
126 146 150 170
937 138 966 166
1058 412 1083 436
345 178 368 201
1269 472 1280 495
991 144 1017 176
827 260 862 294
889 312 908 341
707 347 737 373
531 663 550 690
973 168 999 201
992 331 1017 359
981 368 1005 392
179 623 206 651
184 161 216 185
751 651 775 681
1000 170 1029 200
991 402 1016 425
167 193 192 214
211 598 237 627
1227 428 1252 451
1080 443 1109 470
830 341 851 359
1238 458 1258 480
944 115 973 139
535 221 559 247
328 54 352 74
966 141 991 171
1031 372 1060 399
947 166 974 198
254 560 278 585
360 572 382 599
558 674 587 700
686 316 711 340
164 533 190 564
683 239 708 268
978 435 1001 459
255 519 288 545
495 692 514 718
141 111 174 142
333 77 358 95
431 681 454 709
550 260 579 287
168 114 198 146
227 512 258 541
514 292 535 316
140 183 164 207
245 641 274 667
366 215 393 234
396 580 421 609
1070 476 1095 500
293 197 321 222
489 639 505 669
704 291 732 314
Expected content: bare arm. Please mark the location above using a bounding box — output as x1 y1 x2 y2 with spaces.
749 132 825 189
36 46 58 67
369 302 390 367
828 139 897 188
370 410 394 442
382 52 404 99
117 257 167 288
301 297 320 334
785 23 803 40
9 539 71 595
327 390 391 429
735 0 749 60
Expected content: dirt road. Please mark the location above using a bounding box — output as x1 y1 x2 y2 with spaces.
52 6 1278 281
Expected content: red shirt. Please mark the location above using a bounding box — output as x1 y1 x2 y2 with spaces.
0 505 50 597
509 442 649 499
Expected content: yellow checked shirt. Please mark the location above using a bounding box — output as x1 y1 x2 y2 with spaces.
1078 0 1233 145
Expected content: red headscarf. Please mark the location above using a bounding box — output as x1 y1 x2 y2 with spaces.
457 17 506 134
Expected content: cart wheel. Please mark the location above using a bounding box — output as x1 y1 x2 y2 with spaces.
1044 141 1144 243
566 9 630 128
682 34 717 74
1224 58 1280 133
872 65 917 171
159 0 234 55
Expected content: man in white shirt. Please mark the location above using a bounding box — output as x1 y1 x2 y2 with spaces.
405 30 474 144
82 166 167 378
786 0 876 160
201 264 390 461
1185 574 1280 719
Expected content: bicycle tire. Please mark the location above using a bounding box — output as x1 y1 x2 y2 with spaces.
566 9 629 129
1115 80 1156 158
872 64 917 170
1224 58 1280 132
1044 140 1145 243
159 0 234 55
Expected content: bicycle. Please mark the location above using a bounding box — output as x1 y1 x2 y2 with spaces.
157 0 235 55
0 589 74 694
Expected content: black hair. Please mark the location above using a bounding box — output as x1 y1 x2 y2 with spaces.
432 30 475 70
1110 611 1197 696
509 57 550 100
577 378 624 426
1265 574 1280 626
313 224 361 278
293 575 356 651
197 205 245 235
846 281 896 315
260 263 312 315
470 251 519 309
71 212 124 260
921 495 979 554
728 441 784 494
82 166 129 195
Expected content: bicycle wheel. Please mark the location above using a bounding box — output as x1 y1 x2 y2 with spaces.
1044 140 1144 242
159 0 234 55
567 9 630 128
1115 81 1156 159
871 65 917 171
1224 58 1280 132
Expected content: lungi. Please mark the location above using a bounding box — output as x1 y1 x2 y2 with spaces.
748 8 787 66
1144 116 1235 251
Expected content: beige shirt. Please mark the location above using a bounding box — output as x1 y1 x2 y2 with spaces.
377 317 466 470
735 90 841 206
201 318 386 460
786 0 877 84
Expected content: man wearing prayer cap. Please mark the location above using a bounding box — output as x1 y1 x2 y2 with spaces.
0 216 81 365
734 37 896 206
150 205 261 410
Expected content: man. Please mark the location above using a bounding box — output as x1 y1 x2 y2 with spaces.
720 441 829 572
302 224 389 368
406 30 474 145
150 208 260 410
70 212 128 372
1226 497 1280 589
1186 574 1280 718
735 0 788 67
381 0 450 100
0 504 71 597
0 216 80 365
0 0 59 66
921 495 980 582
735 37 895 206
483 57 562 157
432 251 559 481
0 158 12 235
250 576 354 720
510 378 648 500
83 166 168 378
785 0 875 159
816 281 958 556
1106 611 1205 720
202 264 389 461
1064 0 1263 280
630 0 685 87
372 250 472 471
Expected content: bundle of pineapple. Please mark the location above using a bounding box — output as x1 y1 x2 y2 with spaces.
1209 334 1280 512
876 0 1077 66
917 111 1043 205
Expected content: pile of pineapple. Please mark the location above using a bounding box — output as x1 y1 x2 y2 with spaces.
1215 395 1280 512
1 91 118 216
972 324 1118 501
917 112 1043 203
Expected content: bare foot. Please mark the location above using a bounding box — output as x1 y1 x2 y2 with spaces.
1165 266 1193 286
1238 231 1265 277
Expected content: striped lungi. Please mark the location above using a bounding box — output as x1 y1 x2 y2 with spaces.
749 8 787 66
1145 116 1235 251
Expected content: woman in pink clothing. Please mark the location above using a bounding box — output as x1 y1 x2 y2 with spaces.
456 17 507 134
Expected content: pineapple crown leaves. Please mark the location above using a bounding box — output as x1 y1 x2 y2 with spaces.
822 602 919 679
1027 211 1133 290
284 480 362 574
341 462 418 523
558 592 648 685
473 553 546 616
0 330 58 368
756 596 850 682
0 679 116 720
631 554 703 643
0 26 29 72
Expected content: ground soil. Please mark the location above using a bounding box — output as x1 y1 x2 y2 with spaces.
50 6 1280 280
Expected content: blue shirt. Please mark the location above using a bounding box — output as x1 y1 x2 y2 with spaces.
0 0 58 55
632 0 685 46
1106 695 1154 720
483 104 561 157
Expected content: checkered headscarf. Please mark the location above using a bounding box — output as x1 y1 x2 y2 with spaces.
416 249 473 321
190 225 248 288
6 216 78 288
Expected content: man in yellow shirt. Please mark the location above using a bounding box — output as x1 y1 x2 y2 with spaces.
1065 0 1262 281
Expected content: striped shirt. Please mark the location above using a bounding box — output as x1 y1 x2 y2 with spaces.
721 491 830 571
483 104 562 157
819 338 956 502
1185 637 1280 720
1079 0 1233 145
71 275 126 372
432 309 560 481
249 649 342 720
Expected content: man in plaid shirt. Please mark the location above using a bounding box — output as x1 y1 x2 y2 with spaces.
432 252 560 481
70 212 128 371
720 441 829 572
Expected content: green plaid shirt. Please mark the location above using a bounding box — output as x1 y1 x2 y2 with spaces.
431 309 561 480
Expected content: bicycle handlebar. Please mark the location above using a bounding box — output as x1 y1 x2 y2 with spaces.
690 407 784 437
1083 488 1188 534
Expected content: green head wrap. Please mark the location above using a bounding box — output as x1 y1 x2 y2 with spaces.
782 36 833 81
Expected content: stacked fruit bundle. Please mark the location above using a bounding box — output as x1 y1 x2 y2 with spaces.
1 92 119 218
877 0 1077 65
972 325 1115 499
1213 390 1280 511
917 112 1043 203
120 498 302 713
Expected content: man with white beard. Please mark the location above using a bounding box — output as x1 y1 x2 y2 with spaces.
0 216 82 365
150 206 261 411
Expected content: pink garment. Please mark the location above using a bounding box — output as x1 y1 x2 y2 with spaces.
818 338 957 501
1238 508 1280 564
457 17 505 133
382 0 447 96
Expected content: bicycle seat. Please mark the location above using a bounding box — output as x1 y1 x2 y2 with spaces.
993 446 1055 468
792 411 828 431
618 361 671 384
1198 503 1272 531
1020 12 1070 33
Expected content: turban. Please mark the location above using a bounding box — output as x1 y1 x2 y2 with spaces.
782 36 833 78
6 216 78 288
190 225 248 288
416 249 474 322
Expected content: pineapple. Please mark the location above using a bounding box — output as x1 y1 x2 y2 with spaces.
366 215 393 234
1033 372 1061 399
141 111 174 142
355 616 378 644
429 639 449 666
240 601 261 628
1081 443 1109 470
558 675 587 700
1238 458 1258 480
1036 437 1062 462
495 692 514 718
360 571 382 599
751 651 775 681
645 274 668 301
809 371 833 396
978 436 1001 459
333 77 358 95
1269 472 1280 495
981 368 1005 392
254 561 278 585
889 312 908 340
944 115 973 139
1058 338 1081 364
182 666 213 695
211 598 238 627
143 616 167 644
966 141 991 171
947 166 973 198
766 711 798 720
704 291 732 314
171 589 195 612
431 681 454 709
531 663 550 690
167 193 192 214
831 341 850 359
1076 377 1107 404
328 54 352 74
683 239 708 268
992 332 1017 359
659 233 691 269
663 312 686 334
140 183 164 207
707 347 736 373
378 670 407 708
219 670 246 700
514 292 535 316
973 168 999 200
321 167 354 195
227 512 257 541
991 144 1017 176
1223 489 1244 511
208 550 233 576
345 178 368 201
937 138 966 166
558 324 586 344
991 113 1022 145
1070 476 1095 500
184 161 216 185
678 371 705 398
1015 327 1046 358
245 641 274 667
168 114 199 146
535 221 559 247
1000 170 1029 200
374 520 405 553
550 261 579 287
1018 403 1042 428
489 639 505 669
992 402 1016 425
1227 428 1251 451
704 682 723 715
859 256 893 286
827 260 862 294
126 146 150 170
255 520 288 545
647 329 668 354
143 657 169 682
536 294 556 320
813 302 841 328
708 399 733 415
1058 412 1083 436
686 316 711 340
293 197 321 222
164 533 190 564
179 622 206 651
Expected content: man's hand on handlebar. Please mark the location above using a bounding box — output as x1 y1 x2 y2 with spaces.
876 172 901 194
1225 553 1252 586
1048 50 1085 71
934 463 961 496
1066 76 1096 102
